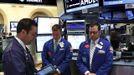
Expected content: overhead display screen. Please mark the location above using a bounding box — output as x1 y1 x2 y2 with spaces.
66 22 85 30
66 20 85 34
37 17 59 34
104 0 134 6
64 0 99 13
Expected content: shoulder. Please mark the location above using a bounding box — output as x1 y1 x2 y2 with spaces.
100 38 111 46
3 38 25 58
80 40 89 47
61 38 70 44
45 39 53 45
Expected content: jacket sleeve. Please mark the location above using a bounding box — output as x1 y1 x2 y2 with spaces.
76 43 89 74
41 43 51 66
96 42 113 75
57 42 72 73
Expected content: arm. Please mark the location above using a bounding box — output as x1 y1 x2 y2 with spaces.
41 43 51 66
77 43 90 75
96 42 113 75
57 42 72 73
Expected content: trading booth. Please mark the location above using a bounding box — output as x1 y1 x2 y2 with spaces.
57 0 134 75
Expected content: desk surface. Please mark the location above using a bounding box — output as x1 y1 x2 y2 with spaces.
113 60 134 66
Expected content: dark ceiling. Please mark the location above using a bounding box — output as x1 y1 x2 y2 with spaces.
0 0 57 5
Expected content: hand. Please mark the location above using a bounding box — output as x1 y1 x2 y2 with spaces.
52 71 60 75
53 73 60 75
87 73 96 75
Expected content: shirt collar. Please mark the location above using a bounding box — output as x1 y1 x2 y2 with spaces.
53 37 61 44
91 38 100 45
15 36 26 50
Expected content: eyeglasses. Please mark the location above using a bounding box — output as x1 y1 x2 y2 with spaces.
89 31 99 34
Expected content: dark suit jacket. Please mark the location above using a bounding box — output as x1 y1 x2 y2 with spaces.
42 38 72 75
2 37 36 75
77 38 113 75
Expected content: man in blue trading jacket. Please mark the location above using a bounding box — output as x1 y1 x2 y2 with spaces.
77 23 113 75
41 24 72 75
2 18 37 75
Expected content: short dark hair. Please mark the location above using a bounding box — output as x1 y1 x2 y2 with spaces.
89 22 101 31
17 18 37 33
52 24 62 32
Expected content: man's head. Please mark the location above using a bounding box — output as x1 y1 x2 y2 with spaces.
52 24 62 41
17 18 37 45
89 22 101 41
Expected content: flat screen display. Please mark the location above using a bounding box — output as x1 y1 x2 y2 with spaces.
103 0 134 6
100 12 112 20
64 0 99 13
68 35 85 49
10 21 18 32
123 0 134 4
126 10 134 20
112 11 126 20
36 35 52 52
66 22 85 30
103 0 123 6
66 20 85 31
37 17 59 34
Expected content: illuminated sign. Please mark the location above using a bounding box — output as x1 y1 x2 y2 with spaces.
64 0 99 13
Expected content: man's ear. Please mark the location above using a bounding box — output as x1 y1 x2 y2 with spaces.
22 29 26 34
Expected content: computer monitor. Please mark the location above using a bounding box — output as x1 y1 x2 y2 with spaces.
112 11 126 20
68 35 86 50
126 10 134 20
66 20 85 33
37 17 59 34
104 0 134 6
10 21 18 32
123 0 134 4
36 35 52 52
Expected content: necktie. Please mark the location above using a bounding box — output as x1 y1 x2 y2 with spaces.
25 47 30 54
25 47 37 73
54 41 58 52
90 41 95 68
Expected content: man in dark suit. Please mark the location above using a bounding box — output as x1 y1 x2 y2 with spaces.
2 18 37 75
77 23 113 75
41 24 72 75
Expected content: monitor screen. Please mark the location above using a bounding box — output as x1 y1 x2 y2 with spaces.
123 0 134 4
100 12 112 20
37 17 59 34
104 0 134 6
10 21 18 32
66 22 85 30
103 0 123 6
126 10 134 20
113 11 126 20
36 35 52 52
64 0 99 13
66 20 85 33
68 35 85 50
